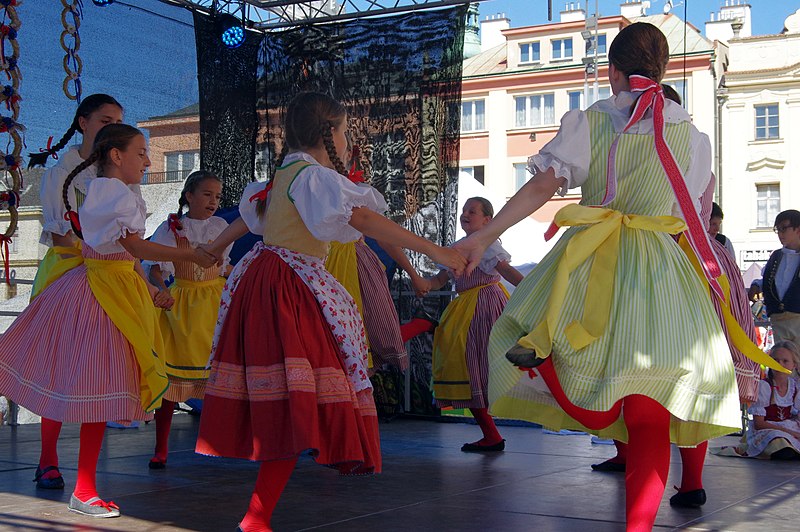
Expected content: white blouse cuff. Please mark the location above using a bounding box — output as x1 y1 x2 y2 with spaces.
529 154 576 197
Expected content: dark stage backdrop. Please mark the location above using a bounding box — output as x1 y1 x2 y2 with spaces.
194 6 467 416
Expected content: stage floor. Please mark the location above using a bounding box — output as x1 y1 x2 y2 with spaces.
0 413 797 531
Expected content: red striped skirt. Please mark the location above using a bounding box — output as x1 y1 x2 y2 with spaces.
354 240 407 370
196 248 381 474
0 260 147 423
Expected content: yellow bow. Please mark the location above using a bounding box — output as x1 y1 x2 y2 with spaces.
518 203 687 358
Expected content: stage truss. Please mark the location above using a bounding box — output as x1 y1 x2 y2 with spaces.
154 0 553 30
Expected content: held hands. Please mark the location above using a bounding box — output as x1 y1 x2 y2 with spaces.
430 246 466 277
147 284 175 310
452 232 491 276
410 274 431 298
153 288 175 310
192 245 219 268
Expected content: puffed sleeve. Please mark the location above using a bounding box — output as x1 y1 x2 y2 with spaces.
39 164 73 241
239 181 266 236
748 380 771 417
80 178 146 254
529 109 590 195
478 240 512 275
142 220 176 278
290 166 389 243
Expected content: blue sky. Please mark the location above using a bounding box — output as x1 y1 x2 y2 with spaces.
17 1 198 163
481 0 792 35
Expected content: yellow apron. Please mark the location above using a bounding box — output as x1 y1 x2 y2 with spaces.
517 204 687 359
85 258 168 412
325 240 374 366
433 281 510 401
30 242 83 301
160 277 226 380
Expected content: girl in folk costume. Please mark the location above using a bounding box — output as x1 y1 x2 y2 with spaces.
195 91 465 532
0 124 216 518
742 341 800 459
590 172 763 509
26 94 125 492
423 197 522 452
144 171 233 469
455 23 785 531
30 94 124 301
324 144 428 371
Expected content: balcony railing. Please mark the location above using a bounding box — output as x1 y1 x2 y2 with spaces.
141 170 191 185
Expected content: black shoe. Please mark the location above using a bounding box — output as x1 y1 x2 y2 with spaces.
33 466 65 490
461 439 505 453
148 459 166 470
770 447 800 460
505 344 544 368
669 488 707 508
591 460 626 472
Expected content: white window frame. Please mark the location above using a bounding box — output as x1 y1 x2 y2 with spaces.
460 99 486 133
551 37 573 61
754 104 779 140
756 183 780 228
513 162 532 191
514 93 556 128
596 33 607 55
519 41 540 64
568 87 611 111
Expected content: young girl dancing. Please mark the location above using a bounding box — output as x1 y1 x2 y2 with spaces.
0 124 215 518
195 91 465 532
454 23 775 530
424 197 522 452
30 94 124 300
145 170 232 469
27 94 125 491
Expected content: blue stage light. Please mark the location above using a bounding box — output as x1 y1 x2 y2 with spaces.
92 0 114 6
218 14 245 49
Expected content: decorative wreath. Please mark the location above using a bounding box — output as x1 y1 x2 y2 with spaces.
0 0 22 284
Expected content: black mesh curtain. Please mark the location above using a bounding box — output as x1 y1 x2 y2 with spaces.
195 6 467 416
193 12 261 207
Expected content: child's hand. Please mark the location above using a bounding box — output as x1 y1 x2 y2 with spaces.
411 275 430 298
192 246 218 268
430 246 466 277
452 233 491 276
152 288 175 310
198 243 223 266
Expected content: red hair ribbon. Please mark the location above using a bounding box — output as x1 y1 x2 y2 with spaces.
0 234 11 285
249 181 273 203
167 213 183 236
64 210 81 234
39 136 58 160
347 145 365 184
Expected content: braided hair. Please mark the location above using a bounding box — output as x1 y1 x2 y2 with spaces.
255 142 288 219
255 92 347 218
29 94 123 168
63 123 143 239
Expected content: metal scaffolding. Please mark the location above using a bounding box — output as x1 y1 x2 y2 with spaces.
154 0 478 30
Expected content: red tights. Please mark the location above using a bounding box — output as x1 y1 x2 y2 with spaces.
399 318 435 342
239 458 298 532
153 400 176 463
73 422 107 504
537 359 671 531
609 440 707 492
469 408 503 445
39 418 62 478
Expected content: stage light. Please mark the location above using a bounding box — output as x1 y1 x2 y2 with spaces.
92 0 114 6
217 13 245 49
